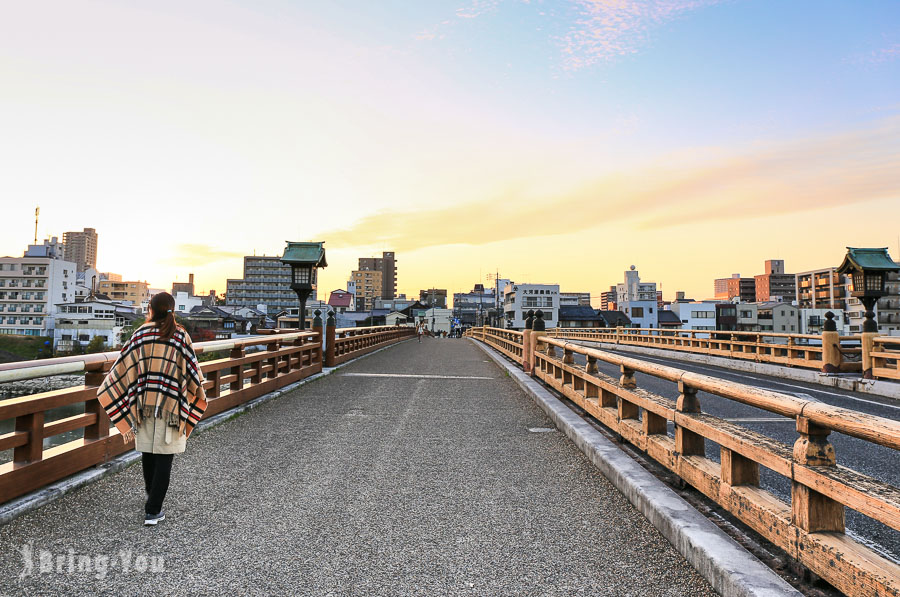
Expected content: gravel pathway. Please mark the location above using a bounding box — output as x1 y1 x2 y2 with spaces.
0 337 716 596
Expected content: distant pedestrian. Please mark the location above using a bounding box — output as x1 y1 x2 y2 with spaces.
417 322 425 343
97 292 207 526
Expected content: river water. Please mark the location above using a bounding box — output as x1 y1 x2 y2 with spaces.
0 376 88 464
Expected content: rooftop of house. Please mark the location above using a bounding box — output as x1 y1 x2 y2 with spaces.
558 305 602 321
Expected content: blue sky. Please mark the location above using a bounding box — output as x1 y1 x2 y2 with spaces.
1 0 897 299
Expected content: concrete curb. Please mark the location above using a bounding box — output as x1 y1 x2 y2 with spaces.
472 339 801 597
0 339 412 528
571 340 900 401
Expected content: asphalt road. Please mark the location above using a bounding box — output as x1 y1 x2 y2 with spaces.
0 338 715 596
564 340 900 562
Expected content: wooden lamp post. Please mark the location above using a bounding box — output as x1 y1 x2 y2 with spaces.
280 241 327 330
837 247 899 378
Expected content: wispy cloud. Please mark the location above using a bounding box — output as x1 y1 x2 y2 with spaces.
416 1 722 69
560 0 722 69
320 116 900 251
163 244 245 266
847 42 900 65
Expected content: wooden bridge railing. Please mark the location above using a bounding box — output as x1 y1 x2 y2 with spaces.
329 325 416 366
871 336 900 381
547 327 864 373
472 327 900 596
0 325 413 506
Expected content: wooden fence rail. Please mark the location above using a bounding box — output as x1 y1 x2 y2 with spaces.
547 327 865 374
872 336 900 381
472 327 900 596
0 325 413 506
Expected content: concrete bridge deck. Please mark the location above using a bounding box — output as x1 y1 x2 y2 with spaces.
0 338 716 596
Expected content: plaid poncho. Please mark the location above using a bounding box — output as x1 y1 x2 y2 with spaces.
97 323 207 438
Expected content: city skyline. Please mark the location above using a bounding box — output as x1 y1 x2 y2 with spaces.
2 1 898 301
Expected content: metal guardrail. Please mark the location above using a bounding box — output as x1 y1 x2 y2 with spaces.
472 327 900 596
0 326 412 506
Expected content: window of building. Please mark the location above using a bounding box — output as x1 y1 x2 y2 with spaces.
631 307 644 318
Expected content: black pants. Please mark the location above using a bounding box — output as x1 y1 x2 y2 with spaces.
141 453 174 515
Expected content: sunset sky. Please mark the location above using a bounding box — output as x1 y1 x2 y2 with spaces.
2 1 898 305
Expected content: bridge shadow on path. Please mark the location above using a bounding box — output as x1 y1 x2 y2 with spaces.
0 337 715 596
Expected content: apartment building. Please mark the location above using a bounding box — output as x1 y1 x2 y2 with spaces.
62 228 98 273
714 274 739 299
172 273 195 296
755 259 795 302
600 286 617 310
97 280 149 305
419 288 447 309
757 302 799 335
453 285 496 326
358 251 397 300
0 256 77 336
725 277 756 302
352 269 383 311
616 267 658 328
795 267 846 310
227 255 308 315
560 292 591 307
669 301 718 331
503 283 559 329
795 264 900 334
54 299 140 352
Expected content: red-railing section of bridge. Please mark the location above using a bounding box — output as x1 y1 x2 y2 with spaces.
0 325 415 506
468 326 900 597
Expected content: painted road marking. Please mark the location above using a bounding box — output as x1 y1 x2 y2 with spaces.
341 373 496 380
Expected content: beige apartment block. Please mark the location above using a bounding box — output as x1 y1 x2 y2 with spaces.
97 280 149 305
352 269 383 311
62 228 98 273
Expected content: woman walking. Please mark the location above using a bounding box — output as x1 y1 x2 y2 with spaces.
97 292 207 526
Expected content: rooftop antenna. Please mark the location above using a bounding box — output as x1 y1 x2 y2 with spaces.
34 206 39 244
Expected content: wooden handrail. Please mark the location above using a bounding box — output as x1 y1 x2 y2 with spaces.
0 325 412 507
472 329 900 595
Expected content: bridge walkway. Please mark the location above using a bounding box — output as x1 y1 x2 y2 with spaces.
0 337 714 596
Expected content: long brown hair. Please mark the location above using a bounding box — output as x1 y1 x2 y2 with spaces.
148 292 178 341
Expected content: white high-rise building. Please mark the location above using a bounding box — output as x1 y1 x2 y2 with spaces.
616 266 659 328
0 256 77 336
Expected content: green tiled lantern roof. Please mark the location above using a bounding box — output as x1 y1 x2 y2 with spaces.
280 241 327 267
837 247 899 274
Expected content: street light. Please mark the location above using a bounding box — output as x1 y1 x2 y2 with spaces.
280 241 327 330
837 247 899 333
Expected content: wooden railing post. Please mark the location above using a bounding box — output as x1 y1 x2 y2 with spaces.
721 447 759 487
583 355 598 399
325 310 336 367
522 310 534 374
83 361 112 441
792 415 844 532
619 365 636 389
821 311 841 373
675 381 704 457
14 412 44 464
312 310 324 367
861 330 876 379
230 346 245 393
266 340 279 377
